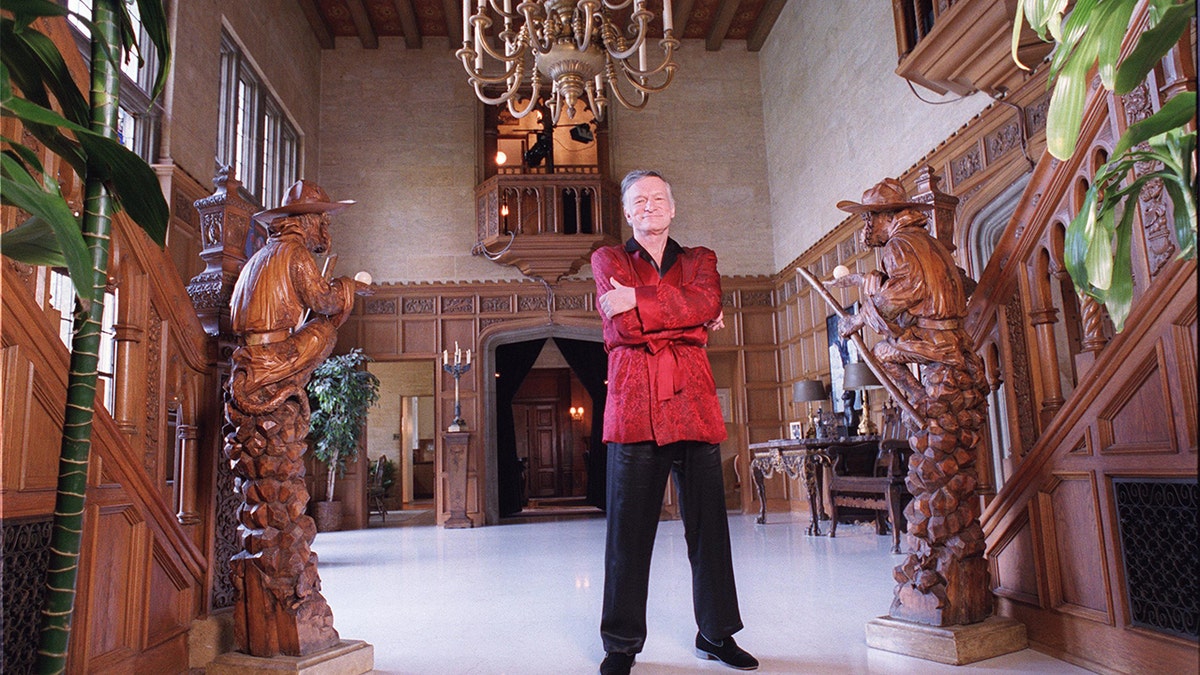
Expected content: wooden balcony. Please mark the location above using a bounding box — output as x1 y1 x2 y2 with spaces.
892 0 1054 96
474 172 623 283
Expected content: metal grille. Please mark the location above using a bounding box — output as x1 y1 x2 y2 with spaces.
211 447 239 609
1113 478 1199 640
1 517 53 674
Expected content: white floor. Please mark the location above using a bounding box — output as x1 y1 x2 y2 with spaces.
313 510 1090 675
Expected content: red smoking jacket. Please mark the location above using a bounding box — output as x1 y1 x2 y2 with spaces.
592 240 727 445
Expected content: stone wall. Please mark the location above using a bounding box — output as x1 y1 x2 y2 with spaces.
168 1 323 191
758 0 991 269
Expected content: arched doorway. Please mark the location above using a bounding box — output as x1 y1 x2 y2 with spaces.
481 324 607 523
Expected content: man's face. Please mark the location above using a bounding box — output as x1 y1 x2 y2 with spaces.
860 211 890 248
623 176 675 240
303 213 333 254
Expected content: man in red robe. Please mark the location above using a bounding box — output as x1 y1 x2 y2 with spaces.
593 170 757 675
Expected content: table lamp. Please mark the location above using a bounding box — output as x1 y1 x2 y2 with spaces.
793 379 828 438
842 362 883 436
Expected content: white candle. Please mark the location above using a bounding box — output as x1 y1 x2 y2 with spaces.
462 0 470 43
663 0 673 32
638 37 646 71
455 341 462 364
475 19 484 69
466 349 472 366
443 349 449 365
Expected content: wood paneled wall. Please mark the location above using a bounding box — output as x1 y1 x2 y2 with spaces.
339 272 778 524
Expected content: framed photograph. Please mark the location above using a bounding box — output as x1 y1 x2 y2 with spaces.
716 388 733 423
789 421 804 440
826 304 862 414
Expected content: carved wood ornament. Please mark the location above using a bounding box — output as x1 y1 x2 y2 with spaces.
834 178 992 627
223 180 365 657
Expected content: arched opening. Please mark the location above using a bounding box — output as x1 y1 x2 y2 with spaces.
481 324 607 523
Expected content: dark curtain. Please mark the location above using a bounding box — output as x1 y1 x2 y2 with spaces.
554 338 609 510
496 339 546 516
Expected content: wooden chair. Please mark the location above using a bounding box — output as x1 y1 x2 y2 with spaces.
827 402 912 553
367 456 388 522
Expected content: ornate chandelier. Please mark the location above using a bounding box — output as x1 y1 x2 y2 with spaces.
456 0 679 124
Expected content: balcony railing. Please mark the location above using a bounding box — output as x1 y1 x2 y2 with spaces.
474 173 622 282
892 0 1052 96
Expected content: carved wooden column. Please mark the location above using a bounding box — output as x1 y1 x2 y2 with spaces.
175 422 201 525
912 166 961 254
1028 303 1064 427
112 273 146 441
442 431 473 528
187 167 263 614
186 167 259 337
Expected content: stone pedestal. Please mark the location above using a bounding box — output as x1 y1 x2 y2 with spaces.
865 614 1027 666
442 431 473 528
206 639 373 675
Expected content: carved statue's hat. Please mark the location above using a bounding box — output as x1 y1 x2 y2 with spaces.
253 179 355 223
836 177 932 214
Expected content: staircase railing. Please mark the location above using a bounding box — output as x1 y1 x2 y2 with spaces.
968 8 1197 672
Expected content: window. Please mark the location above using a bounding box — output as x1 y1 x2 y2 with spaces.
67 0 162 162
49 271 118 412
217 33 299 209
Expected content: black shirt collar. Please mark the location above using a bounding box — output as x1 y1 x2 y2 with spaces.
625 237 683 277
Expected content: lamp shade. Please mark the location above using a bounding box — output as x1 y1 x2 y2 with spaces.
843 362 882 390
793 379 828 402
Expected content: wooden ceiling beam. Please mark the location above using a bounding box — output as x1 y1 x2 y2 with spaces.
347 0 379 49
396 0 423 49
298 0 334 49
443 0 463 46
747 0 786 52
705 0 738 51
671 0 696 36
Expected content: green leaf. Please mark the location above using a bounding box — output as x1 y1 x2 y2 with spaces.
134 0 172 103
1112 92 1197 157
2 71 169 245
1065 187 1097 286
0 216 68 267
1 137 47 175
1012 0 1032 70
0 17 90 128
1115 1 1196 94
1085 203 1116 290
1095 1 1136 90
1104 200 1137 330
1162 176 1196 260
1 0 69 28
1045 23 1100 159
0 153 93 302
76 133 169 244
0 58 88 178
1049 0 1099 78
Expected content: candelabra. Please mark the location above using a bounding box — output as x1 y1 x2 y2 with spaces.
442 342 473 431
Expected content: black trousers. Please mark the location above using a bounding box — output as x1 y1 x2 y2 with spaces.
600 441 744 655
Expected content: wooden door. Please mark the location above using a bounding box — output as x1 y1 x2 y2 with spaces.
522 403 559 498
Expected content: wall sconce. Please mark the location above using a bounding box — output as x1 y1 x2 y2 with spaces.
569 405 585 421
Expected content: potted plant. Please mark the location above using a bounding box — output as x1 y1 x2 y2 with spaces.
307 348 380 531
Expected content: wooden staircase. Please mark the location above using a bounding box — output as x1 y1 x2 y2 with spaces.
965 8 1197 672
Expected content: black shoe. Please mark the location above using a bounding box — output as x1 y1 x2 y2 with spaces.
599 651 635 675
695 633 759 670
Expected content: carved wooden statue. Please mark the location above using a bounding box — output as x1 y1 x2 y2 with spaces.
223 180 367 656
835 178 992 627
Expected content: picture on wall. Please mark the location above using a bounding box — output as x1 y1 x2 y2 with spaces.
826 304 862 416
